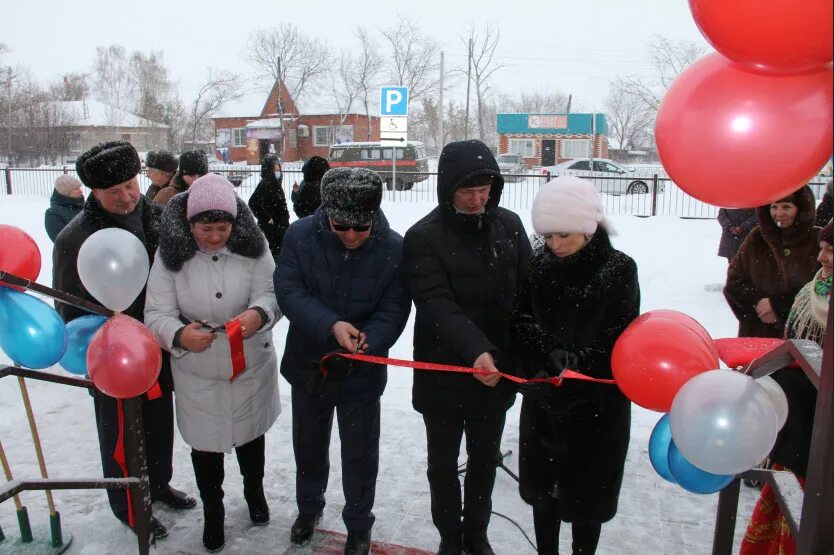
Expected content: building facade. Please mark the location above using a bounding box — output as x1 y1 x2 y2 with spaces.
497 113 609 167
213 81 381 164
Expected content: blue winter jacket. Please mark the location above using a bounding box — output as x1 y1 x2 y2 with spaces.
274 206 411 397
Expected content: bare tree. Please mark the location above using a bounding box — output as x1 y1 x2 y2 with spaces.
458 23 503 142
498 89 572 113
329 51 360 125
92 45 136 123
245 24 332 105
612 35 705 113
189 69 243 145
130 50 175 126
380 15 440 102
49 73 90 101
354 26 384 140
7 74 77 165
604 84 653 151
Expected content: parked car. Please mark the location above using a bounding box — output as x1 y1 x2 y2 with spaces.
541 158 664 195
496 153 527 182
328 141 430 191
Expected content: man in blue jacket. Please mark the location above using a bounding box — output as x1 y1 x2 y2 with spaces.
274 167 411 555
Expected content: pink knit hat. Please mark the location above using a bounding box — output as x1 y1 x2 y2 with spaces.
186 173 238 221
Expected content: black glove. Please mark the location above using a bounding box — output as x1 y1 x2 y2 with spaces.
519 372 554 401
546 348 579 376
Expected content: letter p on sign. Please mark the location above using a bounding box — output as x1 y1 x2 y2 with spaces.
380 86 408 116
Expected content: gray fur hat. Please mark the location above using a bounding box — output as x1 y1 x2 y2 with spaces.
320 168 383 225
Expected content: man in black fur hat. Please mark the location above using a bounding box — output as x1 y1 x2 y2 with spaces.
144 150 178 201
275 167 411 555
53 141 196 541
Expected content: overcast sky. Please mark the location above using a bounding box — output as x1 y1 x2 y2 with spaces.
1 0 711 116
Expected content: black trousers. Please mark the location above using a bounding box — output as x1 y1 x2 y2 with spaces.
291 385 381 532
191 435 266 507
422 410 506 538
93 388 174 523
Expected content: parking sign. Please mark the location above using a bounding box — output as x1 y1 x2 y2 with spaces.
380 86 409 116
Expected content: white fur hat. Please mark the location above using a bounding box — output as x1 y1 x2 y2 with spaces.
532 176 611 236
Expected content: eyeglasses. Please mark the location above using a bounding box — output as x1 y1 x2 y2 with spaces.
332 222 371 232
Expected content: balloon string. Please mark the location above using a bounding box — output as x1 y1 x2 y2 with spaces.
319 352 617 386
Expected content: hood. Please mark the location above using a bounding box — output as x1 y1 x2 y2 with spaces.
260 154 280 181
50 189 84 207
436 139 503 209
158 191 266 272
755 185 816 245
302 156 330 183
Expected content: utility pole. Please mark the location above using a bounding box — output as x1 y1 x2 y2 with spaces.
438 51 444 150
7 67 12 165
464 39 472 138
277 57 284 160
566 94 572 114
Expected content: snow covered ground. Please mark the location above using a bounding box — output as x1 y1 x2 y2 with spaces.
0 192 760 554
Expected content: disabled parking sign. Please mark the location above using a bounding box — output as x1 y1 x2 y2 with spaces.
380 86 409 116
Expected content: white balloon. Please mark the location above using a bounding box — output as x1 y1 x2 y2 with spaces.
669 369 778 475
77 228 150 312
756 375 789 431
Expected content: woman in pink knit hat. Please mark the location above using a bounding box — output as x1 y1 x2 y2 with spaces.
144 173 282 552
511 176 640 555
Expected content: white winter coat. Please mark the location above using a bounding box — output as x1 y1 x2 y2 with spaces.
144 194 282 453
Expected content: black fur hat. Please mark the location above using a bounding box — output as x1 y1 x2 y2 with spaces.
75 141 141 189
320 167 383 225
146 150 178 173
179 150 209 176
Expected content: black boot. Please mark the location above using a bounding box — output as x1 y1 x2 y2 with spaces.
533 503 561 555
462 531 495 555
153 485 198 510
290 512 322 546
344 529 371 555
192 450 225 552
235 435 269 525
438 532 463 555
571 521 601 554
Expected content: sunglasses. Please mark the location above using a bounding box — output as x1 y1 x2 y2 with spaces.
332 222 371 232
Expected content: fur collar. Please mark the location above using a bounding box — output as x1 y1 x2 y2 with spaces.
158 191 266 271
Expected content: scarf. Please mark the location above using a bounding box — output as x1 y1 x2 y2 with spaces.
785 268 831 345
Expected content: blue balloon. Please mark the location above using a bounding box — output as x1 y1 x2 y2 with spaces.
0 288 68 369
668 440 735 494
649 414 677 484
59 314 108 375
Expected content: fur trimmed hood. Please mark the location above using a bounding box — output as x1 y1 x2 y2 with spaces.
158 191 266 271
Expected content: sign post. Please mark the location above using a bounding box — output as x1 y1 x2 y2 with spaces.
380 87 409 191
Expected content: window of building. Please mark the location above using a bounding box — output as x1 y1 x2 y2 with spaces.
232 128 247 147
562 139 591 158
287 128 297 148
314 125 354 147
508 138 535 158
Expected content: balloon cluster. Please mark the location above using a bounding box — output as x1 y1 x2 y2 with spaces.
612 309 787 494
656 0 833 208
0 225 160 399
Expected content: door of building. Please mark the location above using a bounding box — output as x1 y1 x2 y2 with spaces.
258 139 270 161
541 140 556 166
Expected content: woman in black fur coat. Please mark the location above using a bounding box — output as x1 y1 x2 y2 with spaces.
512 176 640 554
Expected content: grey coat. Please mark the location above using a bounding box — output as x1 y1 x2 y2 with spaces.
144 192 281 453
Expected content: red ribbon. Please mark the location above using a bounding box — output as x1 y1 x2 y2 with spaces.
319 352 616 387
112 399 135 527
226 319 246 382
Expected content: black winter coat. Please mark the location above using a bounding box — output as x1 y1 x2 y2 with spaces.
44 190 83 242
403 140 532 416
816 179 833 226
717 208 757 259
292 178 322 219
511 228 639 522
52 194 172 391
249 156 290 258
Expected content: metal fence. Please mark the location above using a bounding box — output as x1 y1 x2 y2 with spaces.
1 166 830 219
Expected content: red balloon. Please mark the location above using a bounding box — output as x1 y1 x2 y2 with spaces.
656 54 833 208
87 314 161 399
612 318 720 413
0 225 42 291
632 309 719 360
690 0 833 74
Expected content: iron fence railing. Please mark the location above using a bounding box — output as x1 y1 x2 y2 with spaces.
1 166 830 219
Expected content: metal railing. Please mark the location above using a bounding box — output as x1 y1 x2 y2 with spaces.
2 166 830 220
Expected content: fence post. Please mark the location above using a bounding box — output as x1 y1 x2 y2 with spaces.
651 174 659 217
62 166 69 175
4 167 11 195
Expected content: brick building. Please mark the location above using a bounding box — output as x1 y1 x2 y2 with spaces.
496 113 609 168
213 80 381 164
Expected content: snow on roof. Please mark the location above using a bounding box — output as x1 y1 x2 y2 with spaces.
246 118 283 129
59 100 168 128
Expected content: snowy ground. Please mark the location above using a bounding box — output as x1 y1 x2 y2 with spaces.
0 192 760 554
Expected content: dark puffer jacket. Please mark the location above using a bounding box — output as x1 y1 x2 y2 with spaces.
274 206 411 399
403 139 532 416
292 156 329 219
724 186 820 338
511 228 639 522
248 154 290 259
44 190 84 242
